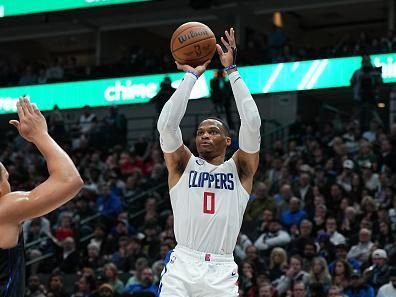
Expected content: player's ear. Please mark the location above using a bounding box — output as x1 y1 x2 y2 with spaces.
226 136 231 146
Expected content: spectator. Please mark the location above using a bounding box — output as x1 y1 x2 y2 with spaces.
343 270 375 297
25 275 47 297
71 275 96 297
275 255 310 296
97 284 114 297
46 57 64 81
290 281 307 297
347 228 374 263
269 247 288 281
150 76 176 115
365 249 391 292
331 259 352 290
244 182 276 230
56 237 80 273
329 243 361 273
96 182 123 219
309 257 332 293
124 267 158 295
376 267 396 297
80 105 97 135
280 197 307 229
289 219 315 255
254 219 291 256
324 217 346 246
102 263 124 295
47 273 69 297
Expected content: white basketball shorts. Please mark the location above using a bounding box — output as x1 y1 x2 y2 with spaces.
158 245 239 297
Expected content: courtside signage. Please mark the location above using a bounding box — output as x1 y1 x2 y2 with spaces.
0 0 150 17
0 53 395 114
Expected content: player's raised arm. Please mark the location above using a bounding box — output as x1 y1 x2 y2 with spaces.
0 97 83 224
216 28 261 192
157 60 210 187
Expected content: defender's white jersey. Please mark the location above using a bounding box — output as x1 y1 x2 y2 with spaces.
170 155 250 254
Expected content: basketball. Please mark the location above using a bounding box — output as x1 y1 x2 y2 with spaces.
170 22 216 67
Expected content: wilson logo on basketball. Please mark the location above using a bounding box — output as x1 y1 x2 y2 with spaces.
178 30 209 44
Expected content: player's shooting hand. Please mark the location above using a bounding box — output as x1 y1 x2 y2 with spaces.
216 28 236 67
175 59 211 76
9 96 48 142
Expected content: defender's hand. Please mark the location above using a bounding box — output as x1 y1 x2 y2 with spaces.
175 60 211 76
216 28 236 67
10 97 48 142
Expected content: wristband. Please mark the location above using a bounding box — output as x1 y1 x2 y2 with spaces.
186 70 200 80
224 64 237 72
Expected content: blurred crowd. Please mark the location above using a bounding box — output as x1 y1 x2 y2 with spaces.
0 98 391 297
1 29 396 88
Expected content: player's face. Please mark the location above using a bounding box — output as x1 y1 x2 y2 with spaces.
196 119 231 158
0 163 10 196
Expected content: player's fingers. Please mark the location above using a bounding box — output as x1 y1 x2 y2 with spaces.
32 103 41 115
9 120 20 130
230 30 236 47
20 97 30 116
225 30 232 42
203 60 211 68
216 44 225 56
221 36 231 49
17 98 25 118
24 97 34 114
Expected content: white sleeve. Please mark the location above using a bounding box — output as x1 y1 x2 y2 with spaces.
254 234 269 251
265 230 291 248
157 73 197 153
229 71 261 153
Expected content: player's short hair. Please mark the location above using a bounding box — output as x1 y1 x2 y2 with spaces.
198 117 230 136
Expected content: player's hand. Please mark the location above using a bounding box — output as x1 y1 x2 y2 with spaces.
175 60 211 76
216 27 236 67
10 96 48 142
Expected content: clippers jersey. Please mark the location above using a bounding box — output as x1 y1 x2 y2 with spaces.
0 232 25 297
170 155 249 254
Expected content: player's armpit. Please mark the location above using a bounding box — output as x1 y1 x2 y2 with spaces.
164 144 192 188
232 150 259 192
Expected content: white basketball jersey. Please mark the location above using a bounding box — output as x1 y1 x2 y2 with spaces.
170 155 250 254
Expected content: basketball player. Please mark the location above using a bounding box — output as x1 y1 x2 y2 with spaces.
157 28 261 296
0 97 83 297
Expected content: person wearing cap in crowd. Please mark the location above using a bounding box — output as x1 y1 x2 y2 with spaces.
343 270 375 297
337 160 355 193
329 243 361 273
376 267 396 297
365 249 391 293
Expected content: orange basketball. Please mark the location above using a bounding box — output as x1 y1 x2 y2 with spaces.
170 22 216 67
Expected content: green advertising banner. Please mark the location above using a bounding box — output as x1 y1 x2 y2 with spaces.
0 52 395 114
0 0 150 18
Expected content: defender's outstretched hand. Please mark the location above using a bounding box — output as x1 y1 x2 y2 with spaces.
216 28 236 67
10 97 48 143
175 60 211 76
